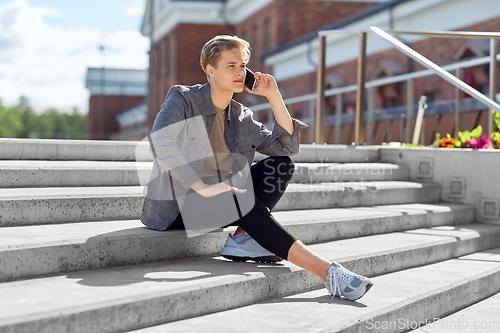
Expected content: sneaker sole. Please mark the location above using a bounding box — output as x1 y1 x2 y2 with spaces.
327 282 374 301
346 282 374 301
221 254 283 263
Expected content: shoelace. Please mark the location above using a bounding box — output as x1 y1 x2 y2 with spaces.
328 265 353 300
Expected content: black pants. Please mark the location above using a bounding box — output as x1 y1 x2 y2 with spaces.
168 156 297 260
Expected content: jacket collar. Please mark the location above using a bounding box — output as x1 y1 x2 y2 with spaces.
200 82 216 116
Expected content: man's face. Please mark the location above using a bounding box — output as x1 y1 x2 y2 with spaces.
207 48 247 94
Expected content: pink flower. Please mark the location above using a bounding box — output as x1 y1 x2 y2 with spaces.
462 138 479 148
461 133 493 149
483 140 494 149
479 133 489 144
462 134 494 149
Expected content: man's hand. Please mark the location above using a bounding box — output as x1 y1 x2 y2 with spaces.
245 71 294 135
190 180 240 197
245 72 279 98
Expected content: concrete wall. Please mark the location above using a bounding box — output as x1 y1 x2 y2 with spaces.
381 146 500 225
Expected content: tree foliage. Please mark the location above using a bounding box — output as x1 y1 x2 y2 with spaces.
0 97 87 139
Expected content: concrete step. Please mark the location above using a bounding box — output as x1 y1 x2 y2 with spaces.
129 248 500 333
0 186 145 226
257 144 382 163
0 203 473 282
0 161 153 188
0 224 498 333
0 161 407 188
0 181 441 226
0 138 151 161
274 181 440 211
0 138 380 163
291 162 409 183
410 291 500 332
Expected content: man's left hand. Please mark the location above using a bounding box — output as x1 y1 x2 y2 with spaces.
245 72 279 98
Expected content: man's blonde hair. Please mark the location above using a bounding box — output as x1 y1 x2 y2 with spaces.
200 35 251 80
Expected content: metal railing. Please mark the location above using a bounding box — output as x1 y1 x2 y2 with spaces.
315 27 500 144
251 27 500 144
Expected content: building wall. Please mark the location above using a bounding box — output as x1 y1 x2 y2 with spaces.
235 1 374 70
282 0 374 43
88 95 145 140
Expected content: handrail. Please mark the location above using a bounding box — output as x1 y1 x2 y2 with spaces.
315 28 499 143
370 26 500 114
314 27 498 143
251 53 500 112
253 27 499 143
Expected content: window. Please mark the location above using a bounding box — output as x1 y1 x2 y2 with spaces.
378 83 402 108
385 97 398 108
453 39 489 61
345 103 355 114
425 91 441 103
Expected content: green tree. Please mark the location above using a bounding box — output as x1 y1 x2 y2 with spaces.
0 97 87 139
0 100 24 138
18 100 38 138
67 107 87 135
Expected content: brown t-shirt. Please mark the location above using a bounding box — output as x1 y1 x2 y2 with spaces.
199 104 236 180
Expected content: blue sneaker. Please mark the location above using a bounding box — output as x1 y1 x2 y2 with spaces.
221 232 283 263
324 262 373 301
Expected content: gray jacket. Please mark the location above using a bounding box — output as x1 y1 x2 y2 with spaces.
141 82 308 231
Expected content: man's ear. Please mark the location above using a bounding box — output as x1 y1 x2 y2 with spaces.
206 64 215 77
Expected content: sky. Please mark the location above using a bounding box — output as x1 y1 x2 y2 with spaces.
0 0 149 113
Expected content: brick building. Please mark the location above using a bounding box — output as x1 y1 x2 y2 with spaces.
85 68 148 140
140 0 500 144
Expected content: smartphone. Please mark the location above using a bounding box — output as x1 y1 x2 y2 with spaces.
244 68 257 90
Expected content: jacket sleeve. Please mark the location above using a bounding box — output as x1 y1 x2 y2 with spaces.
255 116 309 156
149 87 202 192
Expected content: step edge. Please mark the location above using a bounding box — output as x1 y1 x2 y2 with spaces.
1 230 499 332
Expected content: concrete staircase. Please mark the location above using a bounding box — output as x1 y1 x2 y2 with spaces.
0 139 499 333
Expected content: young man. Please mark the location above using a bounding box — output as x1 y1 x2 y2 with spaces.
141 35 373 301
